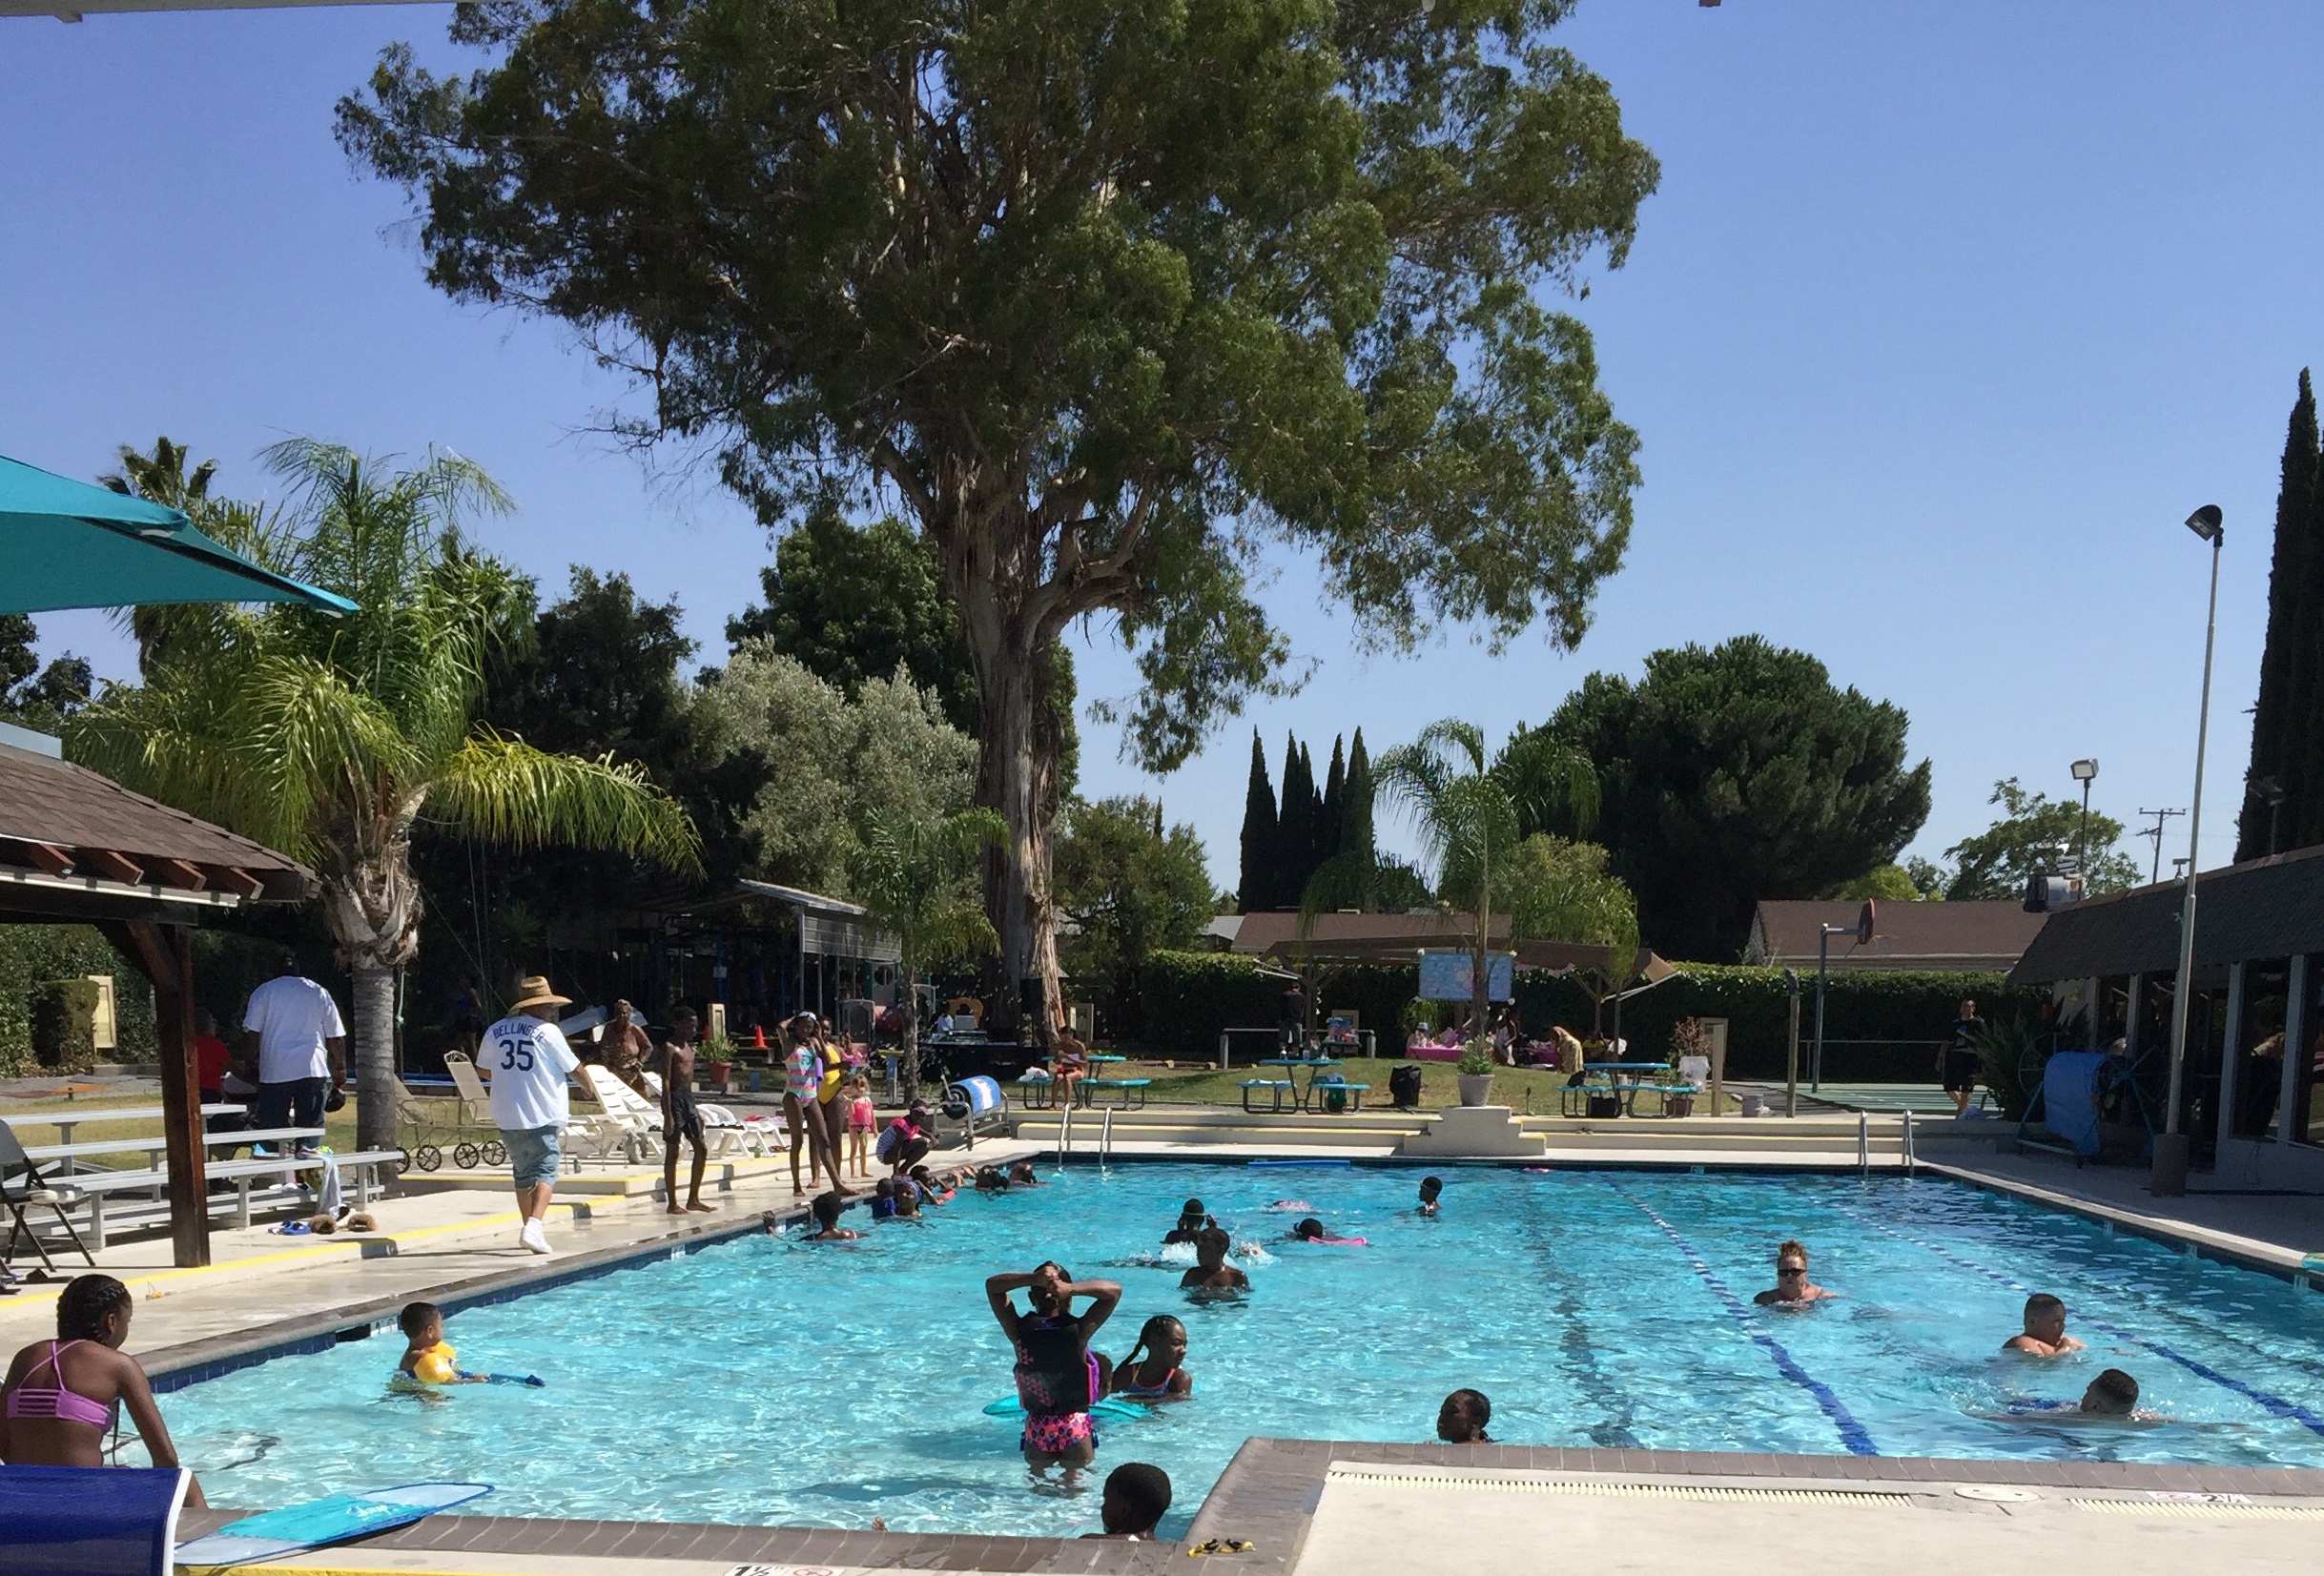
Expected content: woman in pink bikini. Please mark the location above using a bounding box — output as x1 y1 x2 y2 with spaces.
0 1273 206 1504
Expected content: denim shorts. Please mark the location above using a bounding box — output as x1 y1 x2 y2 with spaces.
502 1124 563 1186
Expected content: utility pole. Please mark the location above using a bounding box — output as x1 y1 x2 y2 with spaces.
2138 808 2185 886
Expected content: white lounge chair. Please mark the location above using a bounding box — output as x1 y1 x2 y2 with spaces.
578 1065 665 1162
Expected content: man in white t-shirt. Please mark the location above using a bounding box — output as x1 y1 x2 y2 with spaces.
240 954 347 1156
483 974 582 1256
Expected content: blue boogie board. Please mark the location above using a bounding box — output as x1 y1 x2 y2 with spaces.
984 1395 1150 1422
175 1483 491 1568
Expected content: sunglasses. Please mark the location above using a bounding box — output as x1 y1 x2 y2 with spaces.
1777 1264 1808 1277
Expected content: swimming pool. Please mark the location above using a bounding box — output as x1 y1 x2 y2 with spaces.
157 1164 2324 1537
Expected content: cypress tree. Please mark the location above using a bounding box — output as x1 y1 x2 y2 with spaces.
1298 741 1323 893
1237 728 1277 911
1277 734 1312 908
2241 371 2320 861
1321 735 1347 879
1343 727 1376 866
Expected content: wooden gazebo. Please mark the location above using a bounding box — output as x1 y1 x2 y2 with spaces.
0 732 315 1266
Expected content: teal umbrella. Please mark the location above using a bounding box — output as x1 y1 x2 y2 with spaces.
0 453 357 616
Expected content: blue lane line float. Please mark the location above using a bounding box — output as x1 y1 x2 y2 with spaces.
1606 1180 1879 1458
1245 1158 1351 1168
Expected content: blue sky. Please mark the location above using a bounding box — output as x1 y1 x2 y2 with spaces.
5 1 2320 896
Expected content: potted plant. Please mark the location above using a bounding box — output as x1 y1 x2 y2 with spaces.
698 1032 735 1095
1455 1038 1496 1107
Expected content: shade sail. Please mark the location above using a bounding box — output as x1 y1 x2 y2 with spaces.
0 454 357 616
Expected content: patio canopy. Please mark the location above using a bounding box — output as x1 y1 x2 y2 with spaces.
0 453 356 616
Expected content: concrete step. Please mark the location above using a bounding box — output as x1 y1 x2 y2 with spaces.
1018 1120 1915 1158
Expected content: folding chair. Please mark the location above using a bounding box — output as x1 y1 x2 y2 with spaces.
0 1119 95 1271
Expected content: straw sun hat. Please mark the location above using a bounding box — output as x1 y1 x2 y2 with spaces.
508 975 572 1015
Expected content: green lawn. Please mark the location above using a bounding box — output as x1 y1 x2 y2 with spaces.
1050 1057 1585 1115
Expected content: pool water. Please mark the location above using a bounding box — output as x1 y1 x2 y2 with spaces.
158 1165 2324 1537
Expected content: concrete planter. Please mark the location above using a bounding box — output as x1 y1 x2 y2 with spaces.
1456 1072 1495 1107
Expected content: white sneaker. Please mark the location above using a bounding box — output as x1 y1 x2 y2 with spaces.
520 1218 552 1256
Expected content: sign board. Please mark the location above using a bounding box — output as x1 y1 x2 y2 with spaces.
1418 950 1513 1003
85 974 116 1052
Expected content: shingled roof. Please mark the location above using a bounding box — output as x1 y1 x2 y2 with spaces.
0 738 313 922
1747 899 2045 972
2009 845 2324 985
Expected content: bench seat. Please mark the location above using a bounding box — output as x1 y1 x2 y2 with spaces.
1078 1077 1151 1110
22 1148 402 1249
1239 1078 1297 1114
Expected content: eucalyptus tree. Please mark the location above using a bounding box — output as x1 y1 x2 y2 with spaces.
71 440 698 1156
338 0 1657 1034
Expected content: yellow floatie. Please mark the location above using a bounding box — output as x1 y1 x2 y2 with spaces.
405 1341 460 1386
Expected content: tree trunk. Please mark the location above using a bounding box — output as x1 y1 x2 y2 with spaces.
316 805 425 1164
349 960 401 1156
900 957 920 1108
969 637 1064 1052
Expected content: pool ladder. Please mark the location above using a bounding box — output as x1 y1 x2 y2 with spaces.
1052 1102 1115 1172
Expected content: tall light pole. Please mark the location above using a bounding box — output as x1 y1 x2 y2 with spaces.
2154 503 2223 1198
2069 758 2098 873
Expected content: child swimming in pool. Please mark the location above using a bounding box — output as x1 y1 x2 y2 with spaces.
1181 1226 1250 1295
987 1260 1121 1470
803 1191 861 1240
1436 1388 1491 1443
2001 1293 2087 1357
1984 1368 2160 1424
396 1301 486 1387
1111 1315 1193 1400
1009 1160 1042 1187
1162 1198 1206 1244
1417 1177 1443 1217
1288 1218 1367 1245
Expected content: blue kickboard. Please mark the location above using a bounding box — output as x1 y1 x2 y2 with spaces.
175 1483 491 1568
984 1395 1150 1422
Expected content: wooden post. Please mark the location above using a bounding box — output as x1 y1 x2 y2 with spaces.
101 920 209 1267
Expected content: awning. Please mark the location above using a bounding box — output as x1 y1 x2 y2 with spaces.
0 454 357 616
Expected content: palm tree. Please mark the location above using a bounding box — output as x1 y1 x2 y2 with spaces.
71 439 699 1158
1370 720 1599 1043
846 805 1007 1105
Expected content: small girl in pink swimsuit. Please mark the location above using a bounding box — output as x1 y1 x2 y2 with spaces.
0 1273 206 1504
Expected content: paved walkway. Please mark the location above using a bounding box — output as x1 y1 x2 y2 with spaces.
1932 1150 2324 1273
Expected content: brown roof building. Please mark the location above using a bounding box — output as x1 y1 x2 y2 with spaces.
0 737 313 922
1746 899 2044 973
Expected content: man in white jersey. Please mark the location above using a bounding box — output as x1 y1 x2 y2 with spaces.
484 975 581 1256
240 953 346 1157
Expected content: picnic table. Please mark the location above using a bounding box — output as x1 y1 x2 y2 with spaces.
4 1105 247 1174
1255 1056 1368 1114
1573 1063 1696 1117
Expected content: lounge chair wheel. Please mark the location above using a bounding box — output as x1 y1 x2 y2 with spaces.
397 1147 413 1172
415 1144 443 1173
482 1140 506 1167
453 1142 482 1170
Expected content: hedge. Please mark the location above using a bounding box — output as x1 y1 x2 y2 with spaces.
1135 951 2043 1081
0 926 157 1078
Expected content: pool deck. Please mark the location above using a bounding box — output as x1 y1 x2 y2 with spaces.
169 1442 2324 1575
